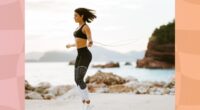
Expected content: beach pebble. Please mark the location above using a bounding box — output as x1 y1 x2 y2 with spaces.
26 91 43 100
136 86 149 94
56 87 80 100
43 93 56 100
108 85 133 93
86 70 126 86
25 80 35 91
48 85 72 96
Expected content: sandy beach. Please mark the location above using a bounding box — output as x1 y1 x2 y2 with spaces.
25 93 175 110
25 70 175 110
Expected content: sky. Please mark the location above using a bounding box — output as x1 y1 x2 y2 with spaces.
25 0 175 54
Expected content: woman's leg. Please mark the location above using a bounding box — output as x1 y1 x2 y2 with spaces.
75 66 88 89
75 55 86 103
75 52 92 104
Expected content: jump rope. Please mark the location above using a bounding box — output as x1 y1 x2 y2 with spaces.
92 37 143 47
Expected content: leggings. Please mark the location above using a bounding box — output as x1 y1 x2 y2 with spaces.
74 47 92 89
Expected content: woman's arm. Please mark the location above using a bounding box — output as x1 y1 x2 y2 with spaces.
70 43 76 47
66 43 76 48
83 25 93 47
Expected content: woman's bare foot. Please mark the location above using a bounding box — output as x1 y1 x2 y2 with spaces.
84 100 94 110
86 100 90 104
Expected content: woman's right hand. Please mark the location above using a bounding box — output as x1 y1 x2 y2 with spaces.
66 44 71 49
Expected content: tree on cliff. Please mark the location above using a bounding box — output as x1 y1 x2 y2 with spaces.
150 20 175 44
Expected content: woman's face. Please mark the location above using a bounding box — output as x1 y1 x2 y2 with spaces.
74 12 83 23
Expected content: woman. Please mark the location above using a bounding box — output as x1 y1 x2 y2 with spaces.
66 7 96 110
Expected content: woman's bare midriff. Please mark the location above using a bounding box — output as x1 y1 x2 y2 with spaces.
75 38 87 49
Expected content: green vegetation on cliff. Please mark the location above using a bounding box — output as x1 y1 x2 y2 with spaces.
150 20 175 44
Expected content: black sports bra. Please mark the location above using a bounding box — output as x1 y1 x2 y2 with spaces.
73 23 87 39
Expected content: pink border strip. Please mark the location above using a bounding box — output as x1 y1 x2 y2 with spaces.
0 0 24 110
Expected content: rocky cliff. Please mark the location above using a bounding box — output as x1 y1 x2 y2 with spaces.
136 20 175 69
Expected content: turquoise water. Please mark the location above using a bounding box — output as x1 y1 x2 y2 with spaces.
25 62 175 86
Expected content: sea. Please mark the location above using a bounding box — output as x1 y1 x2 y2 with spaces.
25 62 175 86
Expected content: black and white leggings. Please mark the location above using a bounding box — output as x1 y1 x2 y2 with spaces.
74 47 92 89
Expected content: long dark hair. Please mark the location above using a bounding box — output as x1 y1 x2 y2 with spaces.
75 7 97 23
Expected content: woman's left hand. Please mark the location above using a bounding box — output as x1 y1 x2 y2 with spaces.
88 40 93 47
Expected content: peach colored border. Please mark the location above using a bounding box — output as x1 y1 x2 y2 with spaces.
0 0 24 110
176 0 200 110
